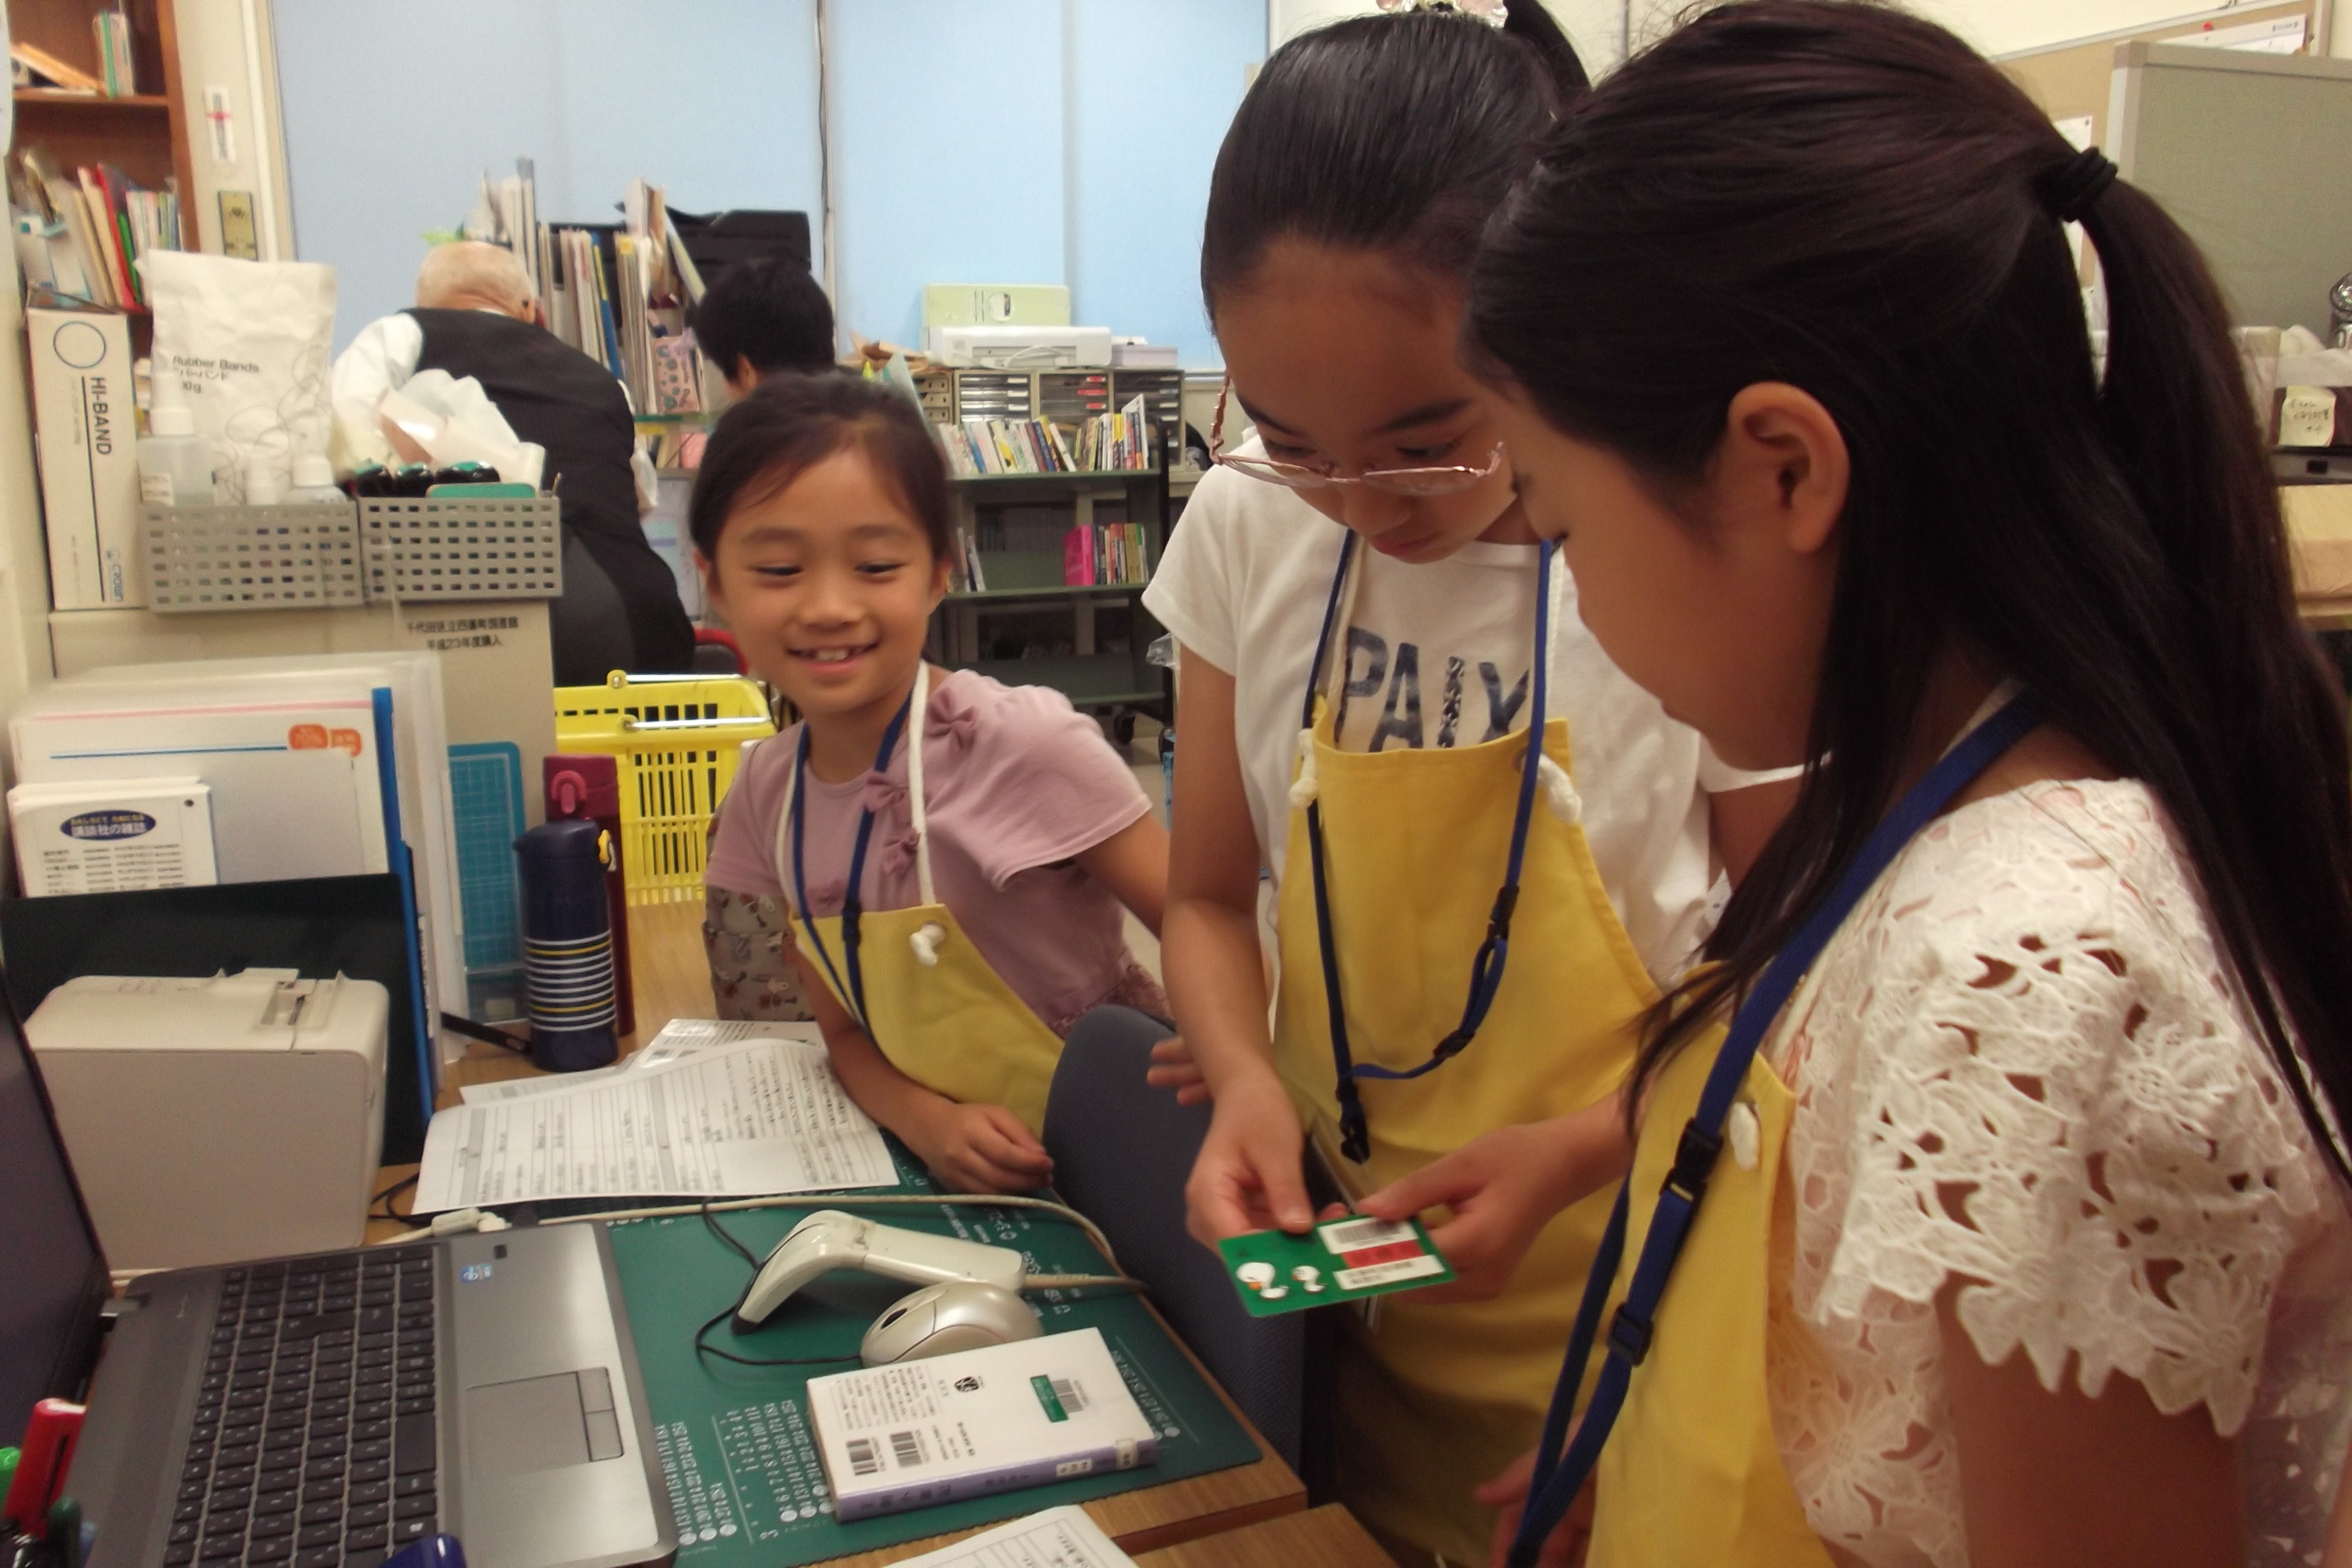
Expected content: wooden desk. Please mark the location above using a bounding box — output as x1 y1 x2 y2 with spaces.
1134 1507 1397 1568
2299 595 2352 632
373 902 1305 1563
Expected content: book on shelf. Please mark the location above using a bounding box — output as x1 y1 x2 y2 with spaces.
92 11 135 96
934 413 1147 478
1061 522 1149 588
1072 394 1156 472
11 42 102 93
948 525 987 593
469 161 707 415
9 146 179 312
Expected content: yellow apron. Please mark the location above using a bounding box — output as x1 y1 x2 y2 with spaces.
1509 691 2042 1568
775 663 1066 1134
1584 1044 1829 1566
1271 534 1683 1563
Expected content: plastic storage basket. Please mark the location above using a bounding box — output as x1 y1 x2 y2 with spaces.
143 502 366 611
361 495 562 601
552 672 776 905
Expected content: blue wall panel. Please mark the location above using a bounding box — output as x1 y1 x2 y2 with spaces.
273 0 823 353
273 1 1258 366
830 0 1066 351
1067 0 1258 367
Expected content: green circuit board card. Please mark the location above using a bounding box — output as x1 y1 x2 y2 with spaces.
1216 1214 1455 1317
602 1150 1260 1566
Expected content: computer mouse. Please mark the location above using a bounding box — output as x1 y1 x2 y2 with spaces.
859 1281 1042 1366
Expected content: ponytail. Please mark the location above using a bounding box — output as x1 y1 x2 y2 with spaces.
1504 2 1590 99
2078 174 2352 1172
1466 0 2352 1179
1201 5 1587 312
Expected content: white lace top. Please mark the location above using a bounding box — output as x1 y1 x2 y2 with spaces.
1761 779 2352 1567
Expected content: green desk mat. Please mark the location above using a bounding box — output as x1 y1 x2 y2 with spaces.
604 1178 1261 1565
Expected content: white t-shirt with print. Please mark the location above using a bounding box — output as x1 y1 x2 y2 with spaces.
1145 459 1735 983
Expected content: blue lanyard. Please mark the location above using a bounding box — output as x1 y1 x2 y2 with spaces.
788 689 916 1036
1505 692 2042 1567
1302 531 1555 1164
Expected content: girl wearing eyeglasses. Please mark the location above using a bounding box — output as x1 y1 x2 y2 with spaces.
1139 6 1793 1562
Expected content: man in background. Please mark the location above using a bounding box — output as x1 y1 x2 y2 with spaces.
332 241 694 684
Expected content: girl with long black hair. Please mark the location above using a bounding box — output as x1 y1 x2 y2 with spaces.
1428 2 2352 1562
1144 4 1793 1561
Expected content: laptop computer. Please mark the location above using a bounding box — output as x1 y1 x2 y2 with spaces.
0 976 676 1568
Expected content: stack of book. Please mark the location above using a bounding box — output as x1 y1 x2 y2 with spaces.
936 416 1081 477
465 162 707 416
9 148 180 311
1072 395 1155 472
1063 522 1149 587
934 395 1160 477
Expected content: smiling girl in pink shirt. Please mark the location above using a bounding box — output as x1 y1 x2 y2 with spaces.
698 375 1169 1193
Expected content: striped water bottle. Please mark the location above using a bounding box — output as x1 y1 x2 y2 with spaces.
516 817 618 1072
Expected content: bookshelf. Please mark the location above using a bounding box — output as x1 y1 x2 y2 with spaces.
10 0 194 250
930 464 1171 738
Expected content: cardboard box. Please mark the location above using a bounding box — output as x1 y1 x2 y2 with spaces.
28 308 143 608
2284 483 2352 600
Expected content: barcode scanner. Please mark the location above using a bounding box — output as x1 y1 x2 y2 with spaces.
731 1211 1026 1332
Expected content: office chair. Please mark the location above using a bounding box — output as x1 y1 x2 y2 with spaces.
1043 1007 1309 1473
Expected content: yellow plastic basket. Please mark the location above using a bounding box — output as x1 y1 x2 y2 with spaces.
553 672 777 905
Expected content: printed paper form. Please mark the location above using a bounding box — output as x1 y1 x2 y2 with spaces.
457 1019 826 1105
414 1025 894 1211
893 1506 1134 1568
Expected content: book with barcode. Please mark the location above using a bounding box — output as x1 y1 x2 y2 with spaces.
806 1328 1159 1521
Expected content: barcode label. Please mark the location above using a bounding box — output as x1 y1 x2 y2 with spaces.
846 1437 882 1477
889 1430 926 1469
1319 1215 1415 1256
1334 1254 1446 1291
1049 1377 1088 1414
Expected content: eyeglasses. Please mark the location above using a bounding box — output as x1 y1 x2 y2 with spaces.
1209 378 1504 496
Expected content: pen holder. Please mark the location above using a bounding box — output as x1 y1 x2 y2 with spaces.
515 819 618 1072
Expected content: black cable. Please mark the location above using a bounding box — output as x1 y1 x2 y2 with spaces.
370 1173 431 1230
692 1200 861 1369
700 1200 761 1267
692 1304 862 1369
440 1012 530 1055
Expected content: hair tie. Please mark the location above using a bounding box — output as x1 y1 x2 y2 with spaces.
1376 0 1508 23
2040 146 2118 224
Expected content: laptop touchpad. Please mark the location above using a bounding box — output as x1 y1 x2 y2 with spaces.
466 1369 626 1480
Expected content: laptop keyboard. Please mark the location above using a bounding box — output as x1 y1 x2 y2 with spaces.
167 1248 439 1568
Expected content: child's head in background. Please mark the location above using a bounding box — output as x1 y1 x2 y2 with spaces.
691 375 950 730
691 256 838 408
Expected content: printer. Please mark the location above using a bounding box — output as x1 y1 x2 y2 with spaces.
25 969 390 1270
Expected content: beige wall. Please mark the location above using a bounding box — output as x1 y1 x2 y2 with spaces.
1270 0 2351 68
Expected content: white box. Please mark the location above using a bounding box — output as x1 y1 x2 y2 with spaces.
11 679 391 884
808 1328 1159 1521
28 307 143 608
936 325 1113 370
25 970 388 1271
45 600 557 831
62 653 467 1048
8 776 217 896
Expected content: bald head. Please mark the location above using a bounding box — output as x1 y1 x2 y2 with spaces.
416 241 536 318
